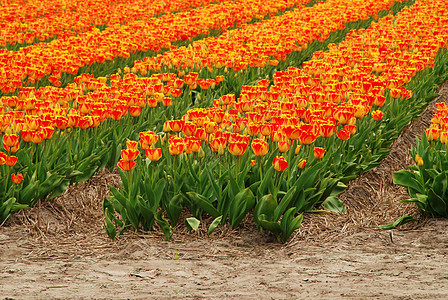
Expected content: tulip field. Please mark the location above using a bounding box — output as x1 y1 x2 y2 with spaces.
1 0 448 242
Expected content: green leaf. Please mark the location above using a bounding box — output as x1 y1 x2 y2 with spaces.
187 192 220 218
166 194 184 226
274 186 296 221
104 207 117 240
155 210 173 241
229 188 255 228
280 208 303 243
393 170 425 193
428 188 448 217
258 214 282 236
431 172 447 199
330 182 347 196
185 217 200 233
321 196 346 214
208 215 222 236
254 194 277 226
379 215 416 230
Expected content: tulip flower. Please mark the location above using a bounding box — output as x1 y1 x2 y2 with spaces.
121 149 139 161
126 140 139 150
251 139 269 157
313 147 326 159
440 132 448 144
185 137 202 154
145 148 162 162
337 128 351 141
5 155 18 167
371 110 385 121
140 131 159 150
415 154 424 167
3 134 20 153
425 128 440 141
117 159 136 171
297 159 307 169
228 141 249 156
11 173 24 184
130 106 141 117
278 141 289 153
168 137 185 155
41 127 55 140
273 156 288 172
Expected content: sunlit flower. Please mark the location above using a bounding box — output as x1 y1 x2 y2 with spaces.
145 148 162 161
313 147 326 159
11 173 24 184
273 156 288 172
251 139 269 156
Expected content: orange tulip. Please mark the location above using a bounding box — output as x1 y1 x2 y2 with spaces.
140 131 159 150
344 125 357 135
440 132 448 144
169 141 185 155
185 137 202 154
209 137 227 153
5 155 18 167
3 134 20 153
30 131 44 144
425 128 440 141
297 159 307 169
121 149 139 161
117 159 136 171
273 156 288 172
126 140 139 150
130 106 141 117
313 147 326 159
228 141 249 156
11 173 24 184
415 154 424 167
251 139 268 156
145 148 162 161
183 122 197 137
278 141 289 153
371 110 385 121
319 123 335 138
41 127 55 140
337 128 350 141
299 130 319 145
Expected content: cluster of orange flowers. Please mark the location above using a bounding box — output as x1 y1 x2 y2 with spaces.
134 0 406 74
426 103 448 144
153 0 448 170
0 0 309 93
0 0 227 47
0 69 225 141
1 133 23 183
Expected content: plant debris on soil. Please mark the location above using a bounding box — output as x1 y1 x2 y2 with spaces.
1 82 448 299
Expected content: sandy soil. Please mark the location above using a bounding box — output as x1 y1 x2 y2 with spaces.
1 218 448 299
1 82 448 300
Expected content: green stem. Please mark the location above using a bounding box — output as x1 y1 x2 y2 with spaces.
259 156 263 182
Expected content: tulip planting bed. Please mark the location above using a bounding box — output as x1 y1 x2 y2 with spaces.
1 0 448 245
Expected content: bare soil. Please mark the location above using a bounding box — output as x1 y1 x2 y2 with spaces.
1 82 448 300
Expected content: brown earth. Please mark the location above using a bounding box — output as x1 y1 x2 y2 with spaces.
1 81 448 300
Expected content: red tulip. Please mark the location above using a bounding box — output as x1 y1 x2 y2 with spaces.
11 173 24 184
313 147 326 159
145 148 162 161
251 139 269 157
273 156 288 172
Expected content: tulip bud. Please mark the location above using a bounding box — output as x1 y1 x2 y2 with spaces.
198 147 205 159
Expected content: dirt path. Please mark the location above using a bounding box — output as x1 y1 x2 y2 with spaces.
1 83 448 300
1 218 448 299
